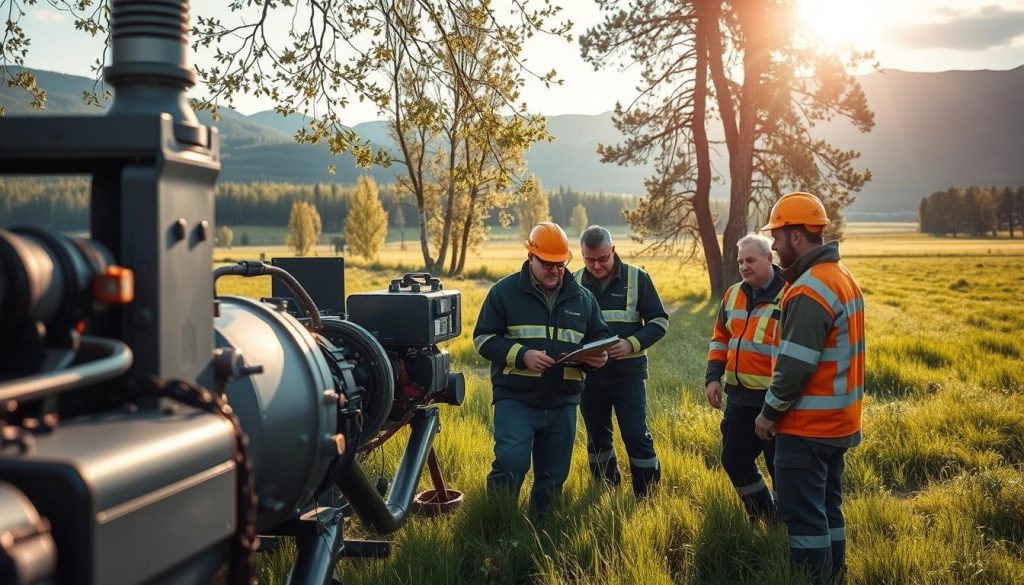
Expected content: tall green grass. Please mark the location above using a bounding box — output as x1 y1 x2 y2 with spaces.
215 254 1024 584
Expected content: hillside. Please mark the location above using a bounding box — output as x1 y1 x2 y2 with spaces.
3 66 1023 212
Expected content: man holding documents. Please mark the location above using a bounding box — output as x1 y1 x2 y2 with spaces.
474 222 611 515
574 226 670 497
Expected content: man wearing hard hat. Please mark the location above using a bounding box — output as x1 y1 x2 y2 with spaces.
473 222 611 515
754 192 865 584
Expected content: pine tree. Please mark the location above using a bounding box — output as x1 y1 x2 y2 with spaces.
345 176 388 261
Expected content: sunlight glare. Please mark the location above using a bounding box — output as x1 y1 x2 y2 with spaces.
796 0 881 51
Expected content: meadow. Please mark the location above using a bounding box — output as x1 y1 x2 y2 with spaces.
216 225 1024 584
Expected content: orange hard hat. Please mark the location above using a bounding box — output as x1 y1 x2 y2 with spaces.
526 222 572 263
761 192 830 232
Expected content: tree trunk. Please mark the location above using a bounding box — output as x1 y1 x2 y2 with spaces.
455 189 479 275
693 0 724 298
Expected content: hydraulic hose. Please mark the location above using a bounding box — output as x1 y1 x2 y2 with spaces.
214 261 322 330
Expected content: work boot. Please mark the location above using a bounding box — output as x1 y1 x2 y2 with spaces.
630 464 660 499
740 486 778 523
831 539 847 583
589 456 621 487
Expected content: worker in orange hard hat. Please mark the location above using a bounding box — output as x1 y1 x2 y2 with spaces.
755 192 865 584
473 221 610 515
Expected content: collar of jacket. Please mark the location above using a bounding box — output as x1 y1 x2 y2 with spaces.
781 240 842 284
579 252 625 289
740 264 786 306
517 260 582 302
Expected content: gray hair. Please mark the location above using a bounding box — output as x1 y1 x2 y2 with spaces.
737 233 772 256
580 225 613 249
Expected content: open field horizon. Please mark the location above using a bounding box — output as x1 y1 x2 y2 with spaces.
215 225 1024 584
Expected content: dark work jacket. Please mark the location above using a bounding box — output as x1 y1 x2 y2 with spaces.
573 255 669 383
473 261 611 408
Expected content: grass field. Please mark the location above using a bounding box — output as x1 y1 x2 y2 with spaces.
216 225 1024 584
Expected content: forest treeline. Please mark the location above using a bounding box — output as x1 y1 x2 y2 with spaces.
0 177 635 231
919 186 1024 237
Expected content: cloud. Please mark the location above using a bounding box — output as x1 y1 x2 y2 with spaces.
883 5 1024 51
31 10 67 24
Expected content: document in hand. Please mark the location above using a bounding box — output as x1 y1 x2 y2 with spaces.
555 336 620 364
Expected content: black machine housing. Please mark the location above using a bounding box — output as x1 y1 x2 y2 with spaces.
0 2 464 584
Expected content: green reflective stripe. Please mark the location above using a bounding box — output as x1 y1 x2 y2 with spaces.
502 366 541 378
602 309 641 322
506 325 547 339
563 366 585 381
724 284 742 315
505 343 524 367
649 316 669 331
709 341 729 353
790 534 832 549
473 334 496 352
723 370 739 385
765 391 794 411
752 315 771 344
778 340 821 364
573 269 585 284
737 372 772 389
629 455 659 469
627 336 641 353
626 266 639 314
791 387 863 410
555 328 585 344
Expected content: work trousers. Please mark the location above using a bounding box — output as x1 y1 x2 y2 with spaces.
720 400 777 520
580 378 659 496
775 434 848 585
486 399 577 515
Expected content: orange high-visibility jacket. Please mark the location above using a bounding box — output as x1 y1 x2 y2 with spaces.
766 249 865 439
707 280 787 390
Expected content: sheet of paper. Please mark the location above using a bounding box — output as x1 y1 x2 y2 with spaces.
555 336 620 364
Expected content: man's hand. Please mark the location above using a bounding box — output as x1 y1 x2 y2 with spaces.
523 349 556 372
579 350 609 369
606 339 634 359
705 381 723 410
754 413 776 441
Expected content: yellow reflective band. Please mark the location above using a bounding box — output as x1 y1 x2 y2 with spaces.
737 371 772 390
563 366 585 381
502 366 541 378
627 336 642 353
506 343 524 367
752 314 771 345
473 334 496 352
506 325 548 339
626 266 639 314
602 309 641 323
554 328 585 344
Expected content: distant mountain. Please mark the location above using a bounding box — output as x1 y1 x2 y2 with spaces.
4 66 1023 212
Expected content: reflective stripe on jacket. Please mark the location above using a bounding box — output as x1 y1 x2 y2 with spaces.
763 242 865 439
473 261 611 407
707 276 786 391
573 255 668 382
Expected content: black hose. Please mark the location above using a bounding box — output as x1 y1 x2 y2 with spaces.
336 407 439 534
213 261 322 330
0 336 132 403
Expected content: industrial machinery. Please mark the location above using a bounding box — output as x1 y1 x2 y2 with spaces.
0 1 464 583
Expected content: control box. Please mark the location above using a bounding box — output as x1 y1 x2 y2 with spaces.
347 273 461 345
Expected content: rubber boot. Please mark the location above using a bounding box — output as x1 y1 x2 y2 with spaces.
589 456 621 487
630 464 661 499
790 547 832 585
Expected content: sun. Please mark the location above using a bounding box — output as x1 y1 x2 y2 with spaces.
794 0 881 51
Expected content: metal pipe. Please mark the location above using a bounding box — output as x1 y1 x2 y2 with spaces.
0 336 132 403
214 262 323 330
336 408 440 534
286 507 345 585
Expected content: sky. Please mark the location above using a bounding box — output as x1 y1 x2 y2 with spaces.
16 1 1024 123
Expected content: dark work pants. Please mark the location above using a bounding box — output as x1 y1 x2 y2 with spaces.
580 379 659 495
775 434 848 585
720 400 777 520
487 399 577 515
